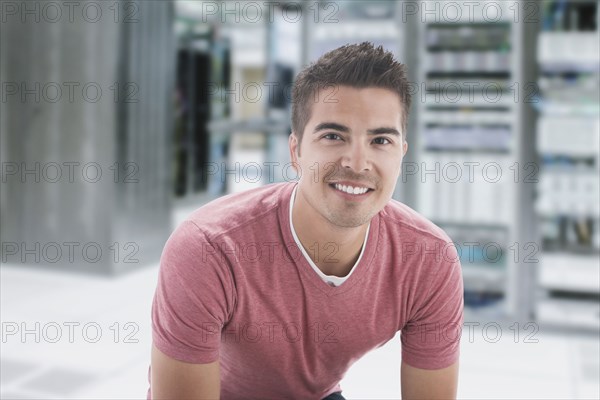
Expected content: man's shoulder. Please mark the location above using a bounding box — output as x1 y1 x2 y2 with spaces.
380 199 453 245
184 182 291 239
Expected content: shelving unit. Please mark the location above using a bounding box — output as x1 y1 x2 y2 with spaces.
415 3 527 321
216 2 301 194
534 0 600 332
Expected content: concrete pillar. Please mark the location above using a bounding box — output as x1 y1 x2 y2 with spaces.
1 1 176 275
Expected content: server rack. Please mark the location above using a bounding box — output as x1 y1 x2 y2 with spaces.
173 22 232 200
414 2 531 322
534 0 600 332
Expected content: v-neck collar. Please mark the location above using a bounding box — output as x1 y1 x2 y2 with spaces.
279 181 380 296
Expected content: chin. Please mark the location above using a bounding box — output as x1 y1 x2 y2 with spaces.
326 210 375 228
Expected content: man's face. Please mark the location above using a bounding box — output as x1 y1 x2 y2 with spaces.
289 85 408 228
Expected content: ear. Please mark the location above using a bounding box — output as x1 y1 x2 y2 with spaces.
289 132 301 172
402 140 408 157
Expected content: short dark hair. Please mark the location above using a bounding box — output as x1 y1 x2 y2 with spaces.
291 42 412 145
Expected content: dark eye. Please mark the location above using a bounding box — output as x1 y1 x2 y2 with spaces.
323 133 342 141
373 137 391 145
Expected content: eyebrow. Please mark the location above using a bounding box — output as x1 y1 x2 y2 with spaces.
313 122 400 136
314 122 349 134
368 127 401 136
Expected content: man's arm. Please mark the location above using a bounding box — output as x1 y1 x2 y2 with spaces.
151 344 221 399
400 360 459 400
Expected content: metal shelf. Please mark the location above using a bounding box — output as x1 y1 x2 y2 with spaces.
538 253 600 294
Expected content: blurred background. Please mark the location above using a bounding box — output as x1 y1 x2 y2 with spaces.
1 0 598 398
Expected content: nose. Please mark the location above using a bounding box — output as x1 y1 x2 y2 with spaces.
340 141 371 172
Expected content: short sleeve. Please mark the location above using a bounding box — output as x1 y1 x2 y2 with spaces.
401 241 464 370
151 220 235 364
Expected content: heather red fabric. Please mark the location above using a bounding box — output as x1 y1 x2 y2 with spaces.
147 181 463 399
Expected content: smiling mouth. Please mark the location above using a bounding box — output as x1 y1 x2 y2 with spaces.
328 183 374 196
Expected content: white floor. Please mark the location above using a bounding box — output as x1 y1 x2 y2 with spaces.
2 202 599 400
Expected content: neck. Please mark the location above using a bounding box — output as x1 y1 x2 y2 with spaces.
291 186 369 277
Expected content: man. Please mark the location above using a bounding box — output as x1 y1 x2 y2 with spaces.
148 42 464 399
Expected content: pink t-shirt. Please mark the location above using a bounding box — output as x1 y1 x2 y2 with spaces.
148 181 464 399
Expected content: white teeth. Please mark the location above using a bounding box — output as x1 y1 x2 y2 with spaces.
334 183 369 195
